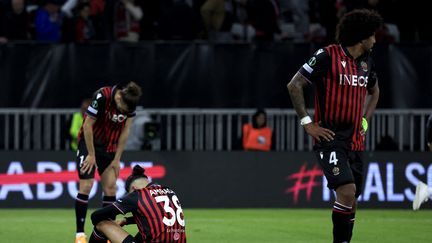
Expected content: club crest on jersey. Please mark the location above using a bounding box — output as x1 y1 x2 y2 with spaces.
108 113 127 123
332 167 340 176
361 61 368 71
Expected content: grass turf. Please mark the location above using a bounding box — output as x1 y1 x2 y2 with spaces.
0 209 431 242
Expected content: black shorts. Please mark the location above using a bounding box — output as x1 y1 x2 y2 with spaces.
314 141 364 198
76 140 115 180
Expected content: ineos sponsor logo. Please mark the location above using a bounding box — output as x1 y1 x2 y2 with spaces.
339 74 368 87
108 113 127 123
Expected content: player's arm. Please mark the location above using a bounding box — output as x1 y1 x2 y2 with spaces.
287 72 335 142
363 75 380 121
92 191 139 226
80 116 97 174
111 117 134 176
116 216 136 226
361 70 380 135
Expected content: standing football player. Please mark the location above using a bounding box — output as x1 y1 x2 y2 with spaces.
75 82 142 243
287 9 382 243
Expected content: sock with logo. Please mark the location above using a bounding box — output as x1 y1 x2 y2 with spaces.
75 193 89 233
332 201 352 243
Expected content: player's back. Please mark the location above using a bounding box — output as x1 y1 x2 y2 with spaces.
135 183 186 242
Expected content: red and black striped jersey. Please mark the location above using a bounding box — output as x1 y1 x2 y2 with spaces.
113 183 186 243
77 85 136 153
298 44 378 151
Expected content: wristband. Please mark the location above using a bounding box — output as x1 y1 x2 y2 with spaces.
362 117 368 133
300 116 312 126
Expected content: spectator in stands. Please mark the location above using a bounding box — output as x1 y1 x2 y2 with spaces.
0 0 31 42
74 2 95 42
200 0 225 37
242 109 274 151
158 0 201 40
34 0 62 42
62 0 106 40
200 0 237 40
114 0 143 42
229 0 255 41
247 0 286 41
280 0 310 42
69 98 91 151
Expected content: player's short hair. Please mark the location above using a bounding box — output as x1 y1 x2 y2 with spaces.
125 165 148 192
336 9 383 46
120 81 142 112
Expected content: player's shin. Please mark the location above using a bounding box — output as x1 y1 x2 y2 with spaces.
332 201 352 243
75 193 89 233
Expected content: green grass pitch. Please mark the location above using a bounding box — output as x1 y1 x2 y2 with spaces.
0 208 431 242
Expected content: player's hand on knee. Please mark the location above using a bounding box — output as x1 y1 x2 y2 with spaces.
110 159 121 177
81 154 96 174
304 123 335 142
115 218 127 227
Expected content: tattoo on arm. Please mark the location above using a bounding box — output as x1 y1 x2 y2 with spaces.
287 72 310 118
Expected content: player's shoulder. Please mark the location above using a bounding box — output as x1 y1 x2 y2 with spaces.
94 86 113 97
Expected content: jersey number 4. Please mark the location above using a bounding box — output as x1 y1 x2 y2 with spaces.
329 151 338 165
155 195 185 227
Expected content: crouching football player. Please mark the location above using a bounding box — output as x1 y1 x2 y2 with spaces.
89 165 186 243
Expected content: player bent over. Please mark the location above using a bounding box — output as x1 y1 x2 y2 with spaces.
75 82 142 243
89 165 187 243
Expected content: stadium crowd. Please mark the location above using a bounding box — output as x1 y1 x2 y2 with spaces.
0 0 430 44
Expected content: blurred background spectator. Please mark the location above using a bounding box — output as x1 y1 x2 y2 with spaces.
114 0 143 42
242 109 274 151
0 0 32 42
34 0 62 42
0 0 430 44
73 2 95 42
68 98 91 151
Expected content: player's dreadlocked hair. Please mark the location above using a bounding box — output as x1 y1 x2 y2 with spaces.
120 81 142 112
125 165 148 192
336 9 383 46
